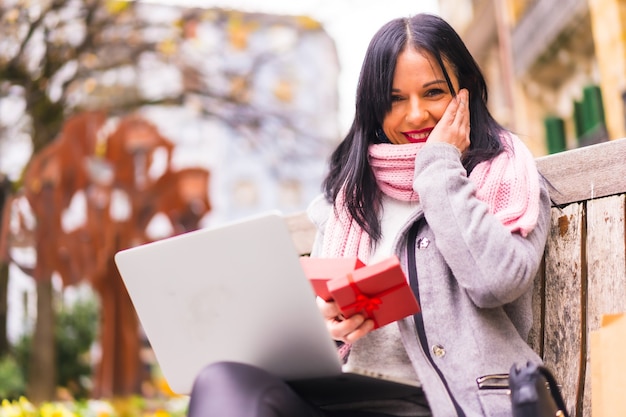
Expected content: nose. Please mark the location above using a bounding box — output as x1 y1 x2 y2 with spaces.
406 97 428 125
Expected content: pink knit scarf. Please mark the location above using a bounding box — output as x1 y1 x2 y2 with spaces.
321 134 540 262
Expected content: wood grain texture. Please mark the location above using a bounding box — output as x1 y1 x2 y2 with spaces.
583 194 626 416
536 138 626 206
542 203 584 417
528 258 545 357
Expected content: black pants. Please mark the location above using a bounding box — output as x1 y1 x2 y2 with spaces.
187 362 399 417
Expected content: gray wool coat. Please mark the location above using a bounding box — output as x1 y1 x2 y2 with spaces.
307 142 551 417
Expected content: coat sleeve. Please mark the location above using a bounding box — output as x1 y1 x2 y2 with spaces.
413 142 551 308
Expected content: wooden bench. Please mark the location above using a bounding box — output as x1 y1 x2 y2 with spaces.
285 137 626 417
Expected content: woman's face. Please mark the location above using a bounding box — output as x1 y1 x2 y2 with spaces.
382 48 460 145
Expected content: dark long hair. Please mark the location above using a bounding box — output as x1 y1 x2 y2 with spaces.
322 13 505 241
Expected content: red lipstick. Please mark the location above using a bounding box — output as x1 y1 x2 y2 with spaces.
402 128 432 143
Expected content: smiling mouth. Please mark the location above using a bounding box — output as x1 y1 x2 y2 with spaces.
403 129 432 143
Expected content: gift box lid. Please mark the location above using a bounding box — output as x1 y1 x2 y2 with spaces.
326 255 420 328
299 257 365 301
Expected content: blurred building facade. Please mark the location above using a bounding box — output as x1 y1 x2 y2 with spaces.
440 0 625 156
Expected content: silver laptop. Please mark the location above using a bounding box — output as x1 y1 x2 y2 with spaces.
114 211 420 405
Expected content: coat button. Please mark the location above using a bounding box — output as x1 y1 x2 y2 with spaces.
417 237 430 249
432 344 446 357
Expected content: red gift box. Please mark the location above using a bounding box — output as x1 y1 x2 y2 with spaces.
299 257 365 301
326 255 420 329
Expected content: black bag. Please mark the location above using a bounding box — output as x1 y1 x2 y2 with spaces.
509 362 569 417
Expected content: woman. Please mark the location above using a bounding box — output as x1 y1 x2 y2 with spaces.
188 13 550 417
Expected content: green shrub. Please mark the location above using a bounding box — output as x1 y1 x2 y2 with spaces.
0 354 26 400
55 296 99 398
11 295 100 399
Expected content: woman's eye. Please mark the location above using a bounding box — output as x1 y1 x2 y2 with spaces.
425 88 445 97
391 95 403 102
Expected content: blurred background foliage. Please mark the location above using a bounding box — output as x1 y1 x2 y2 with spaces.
0 0 339 404
1 296 99 401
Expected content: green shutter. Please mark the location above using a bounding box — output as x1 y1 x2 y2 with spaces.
582 84 605 133
573 100 585 138
544 116 566 154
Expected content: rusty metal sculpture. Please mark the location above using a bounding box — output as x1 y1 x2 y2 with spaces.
0 111 211 398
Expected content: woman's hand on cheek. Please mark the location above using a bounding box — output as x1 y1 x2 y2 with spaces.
316 296 375 343
428 88 471 154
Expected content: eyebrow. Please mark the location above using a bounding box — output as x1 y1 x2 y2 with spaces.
391 79 448 92
423 79 447 88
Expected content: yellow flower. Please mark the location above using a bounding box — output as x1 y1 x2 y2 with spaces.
0 401 19 417
17 398 36 417
39 402 74 417
0 398 32 417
